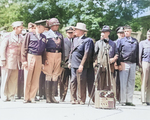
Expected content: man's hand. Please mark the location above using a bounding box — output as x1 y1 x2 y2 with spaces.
114 54 118 61
41 64 44 70
1 60 6 66
78 65 83 73
118 65 122 71
110 55 118 64
68 63 71 69
110 58 115 64
22 62 28 68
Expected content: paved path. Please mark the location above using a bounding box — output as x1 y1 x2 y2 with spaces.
0 90 149 120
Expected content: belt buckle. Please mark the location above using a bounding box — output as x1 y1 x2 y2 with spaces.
56 50 58 53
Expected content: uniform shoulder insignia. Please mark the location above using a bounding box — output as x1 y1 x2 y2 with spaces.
58 35 62 39
42 38 46 43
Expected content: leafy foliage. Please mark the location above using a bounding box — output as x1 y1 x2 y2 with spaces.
0 0 150 40
135 71 142 91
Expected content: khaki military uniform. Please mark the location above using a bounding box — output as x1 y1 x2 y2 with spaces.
0 32 23 101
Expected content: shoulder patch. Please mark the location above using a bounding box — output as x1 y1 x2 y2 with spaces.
42 38 46 43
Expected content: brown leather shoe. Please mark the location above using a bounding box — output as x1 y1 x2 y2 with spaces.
30 100 36 103
71 100 76 104
80 101 85 105
126 102 135 106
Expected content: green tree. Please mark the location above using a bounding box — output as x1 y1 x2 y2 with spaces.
0 0 150 40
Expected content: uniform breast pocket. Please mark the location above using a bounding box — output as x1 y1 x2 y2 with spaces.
77 45 84 53
122 45 132 52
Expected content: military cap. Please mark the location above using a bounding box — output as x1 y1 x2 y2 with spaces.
65 26 75 32
124 25 132 29
28 22 35 29
12 21 23 28
116 26 124 33
47 18 60 27
100 25 111 32
34 20 47 26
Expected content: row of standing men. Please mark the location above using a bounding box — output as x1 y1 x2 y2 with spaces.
0 18 150 106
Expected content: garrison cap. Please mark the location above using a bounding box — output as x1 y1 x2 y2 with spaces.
100 25 111 32
116 26 124 33
34 20 47 26
12 21 23 28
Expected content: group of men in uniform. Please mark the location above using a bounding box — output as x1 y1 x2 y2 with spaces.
0 18 150 106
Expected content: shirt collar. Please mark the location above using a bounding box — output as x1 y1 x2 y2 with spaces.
12 31 18 36
146 39 150 42
126 36 131 40
79 34 85 40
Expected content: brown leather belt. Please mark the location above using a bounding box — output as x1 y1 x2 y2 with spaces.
46 49 61 53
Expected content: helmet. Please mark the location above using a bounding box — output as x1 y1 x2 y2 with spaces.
47 18 60 27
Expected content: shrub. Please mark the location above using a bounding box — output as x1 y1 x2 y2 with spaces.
135 71 142 91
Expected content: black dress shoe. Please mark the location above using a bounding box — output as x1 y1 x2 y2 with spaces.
121 103 126 106
23 100 31 103
126 102 135 106
31 100 36 103
35 97 39 101
39 97 43 100
60 99 64 102
142 102 147 105
146 102 150 105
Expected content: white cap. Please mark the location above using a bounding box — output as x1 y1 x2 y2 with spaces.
12 21 23 28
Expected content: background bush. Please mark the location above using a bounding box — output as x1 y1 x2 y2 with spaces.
135 71 142 91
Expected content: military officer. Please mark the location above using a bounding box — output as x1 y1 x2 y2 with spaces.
115 26 125 44
139 29 150 105
1 21 24 102
42 18 65 103
17 22 36 99
95 25 118 97
114 26 125 101
28 22 36 33
60 26 75 102
36 26 50 101
21 20 47 103
69 22 95 105
117 25 139 106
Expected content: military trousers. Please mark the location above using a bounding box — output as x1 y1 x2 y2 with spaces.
39 71 46 97
43 52 62 81
59 68 71 100
17 69 24 99
70 67 94 102
24 54 42 101
141 61 150 103
115 70 120 101
119 62 136 103
1 67 18 101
